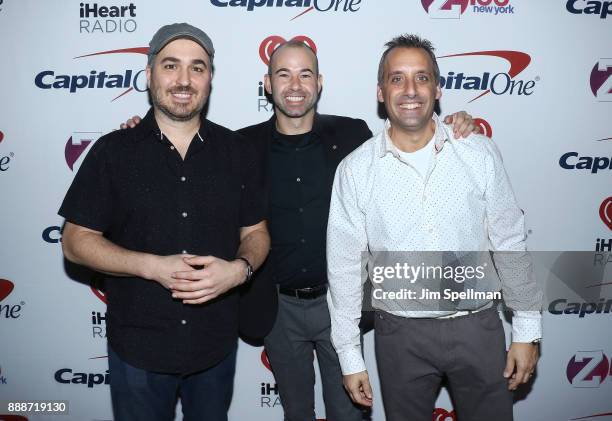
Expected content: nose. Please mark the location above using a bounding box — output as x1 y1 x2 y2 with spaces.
403 78 416 97
176 66 191 87
289 74 301 90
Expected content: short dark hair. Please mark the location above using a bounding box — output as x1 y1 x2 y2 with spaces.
267 40 319 76
377 34 440 85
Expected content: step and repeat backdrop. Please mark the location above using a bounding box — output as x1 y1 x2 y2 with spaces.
1 1 611 420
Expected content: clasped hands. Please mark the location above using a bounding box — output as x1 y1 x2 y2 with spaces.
145 254 247 304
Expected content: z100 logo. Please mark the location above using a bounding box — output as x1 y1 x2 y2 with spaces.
591 59 612 101
438 51 537 103
421 0 515 18
65 132 101 171
567 0 611 19
567 351 612 388
34 47 148 101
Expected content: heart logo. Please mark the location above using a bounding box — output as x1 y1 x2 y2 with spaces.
473 118 493 138
433 408 457 421
91 287 107 304
0 279 15 301
259 35 317 66
0 130 4 143
600 197 612 231
261 349 272 372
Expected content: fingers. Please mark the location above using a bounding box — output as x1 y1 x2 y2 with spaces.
172 268 209 281
120 123 127 130
126 115 141 129
183 255 217 266
344 375 373 407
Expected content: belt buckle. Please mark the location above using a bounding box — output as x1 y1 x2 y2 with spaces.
297 287 313 299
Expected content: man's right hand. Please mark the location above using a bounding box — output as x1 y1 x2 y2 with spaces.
144 254 195 290
119 115 142 130
343 370 373 407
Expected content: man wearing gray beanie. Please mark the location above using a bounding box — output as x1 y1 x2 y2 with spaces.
59 23 270 421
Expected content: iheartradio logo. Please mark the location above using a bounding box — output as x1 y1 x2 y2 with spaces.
473 118 493 138
433 408 456 421
600 197 612 231
0 130 4 143
259 35 317 66
0 279 15 301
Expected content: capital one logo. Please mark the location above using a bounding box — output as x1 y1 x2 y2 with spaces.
259 35 317 66
601 197 612 231
65 132 101 171
34 47 149 101
567 351 611 387
421 0 514 18
438 51 535 103
590 59 612 101
91 287 107 304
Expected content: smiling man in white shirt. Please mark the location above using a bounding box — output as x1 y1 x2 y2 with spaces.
326 34 542 421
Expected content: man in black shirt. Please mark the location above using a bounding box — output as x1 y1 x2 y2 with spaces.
59 23 269 421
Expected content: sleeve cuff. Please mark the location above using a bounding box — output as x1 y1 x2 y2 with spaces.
512 311 542 343
338 347 367 376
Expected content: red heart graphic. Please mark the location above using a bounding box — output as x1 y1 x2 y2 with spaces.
259 35 317 66
600 197 612 231
91 287 107 304
473 118 493 138
433 408 457 421
0 279 15 301
0 130 4 143
261 349 272 372
0 416 29 421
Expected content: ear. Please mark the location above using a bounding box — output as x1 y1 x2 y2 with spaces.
377 84 384 103
317 73 323 94
145 65 152 88
435 84 441 100
264 73 272 95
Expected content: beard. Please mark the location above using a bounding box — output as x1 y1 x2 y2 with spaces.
150 83 206 122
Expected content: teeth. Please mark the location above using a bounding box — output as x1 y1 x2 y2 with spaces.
399 103 421 110
286 96 305 102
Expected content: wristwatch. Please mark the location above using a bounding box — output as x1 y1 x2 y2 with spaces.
236 257 254 283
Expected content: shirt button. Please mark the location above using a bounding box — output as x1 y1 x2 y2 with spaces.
298 208 304 213
300 238 306 244
182 250 188 254
181 319 187 325
170 146 175 150
332 145 338 150
180 176 186 182
182 212 188 218
296 177 301 183
428 228 434 234
301 268 307 273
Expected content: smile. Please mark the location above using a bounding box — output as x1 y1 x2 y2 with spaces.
399 103 421 110
286 95 305 102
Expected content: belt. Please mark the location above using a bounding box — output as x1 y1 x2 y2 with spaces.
278 284 327 300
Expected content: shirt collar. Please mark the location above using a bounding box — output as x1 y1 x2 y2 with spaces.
132 108 208 143
378 113 450 158
268 112 322 139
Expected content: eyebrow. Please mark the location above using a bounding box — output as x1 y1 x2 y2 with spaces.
274 67 314 75
159 57 208 68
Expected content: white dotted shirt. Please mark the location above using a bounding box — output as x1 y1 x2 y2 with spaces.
326 115 542 375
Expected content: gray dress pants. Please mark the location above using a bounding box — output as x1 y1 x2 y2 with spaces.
264 292 363 421
375 308 513 421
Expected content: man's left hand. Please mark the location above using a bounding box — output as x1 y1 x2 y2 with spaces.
443 111 480 139
170 256 246 304
503 342 539 390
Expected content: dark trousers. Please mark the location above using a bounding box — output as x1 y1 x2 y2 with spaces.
264 292 363 421
108 345 236 421
375 308 513 421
